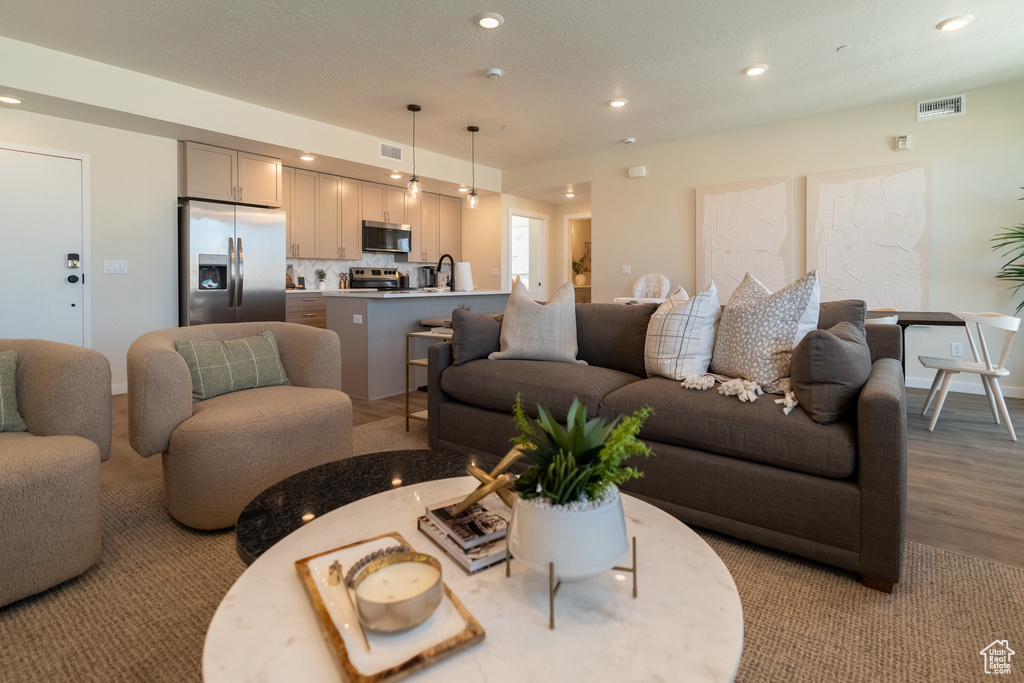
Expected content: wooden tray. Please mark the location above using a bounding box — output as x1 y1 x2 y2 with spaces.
295 531 485 683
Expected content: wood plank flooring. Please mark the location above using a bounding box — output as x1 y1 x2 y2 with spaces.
101 387 1023 569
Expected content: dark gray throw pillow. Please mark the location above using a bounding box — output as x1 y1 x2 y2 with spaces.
451 308 502 365
791 321 872 424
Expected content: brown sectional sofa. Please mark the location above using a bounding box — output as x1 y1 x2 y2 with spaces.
428 301 907 591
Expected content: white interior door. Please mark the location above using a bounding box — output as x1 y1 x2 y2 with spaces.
510 213 547 301
0 145 88 346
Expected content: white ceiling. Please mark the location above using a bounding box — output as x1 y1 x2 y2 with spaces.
2 0 1023 184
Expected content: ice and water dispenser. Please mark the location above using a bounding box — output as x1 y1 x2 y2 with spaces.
198 253 228 290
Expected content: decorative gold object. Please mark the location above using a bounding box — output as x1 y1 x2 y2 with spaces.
452 446 523 515
349 552 443 633
295 532 485 683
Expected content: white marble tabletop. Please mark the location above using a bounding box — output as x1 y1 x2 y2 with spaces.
322 289 510 299
203 477 743 682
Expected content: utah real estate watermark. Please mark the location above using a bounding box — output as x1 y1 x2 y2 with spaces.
980 640 1015 675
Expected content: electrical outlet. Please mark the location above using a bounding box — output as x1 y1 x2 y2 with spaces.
951 342 963 357
353 314 363 324
621 265 631 276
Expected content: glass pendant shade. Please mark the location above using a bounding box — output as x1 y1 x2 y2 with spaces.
407 175 421 198
467 189 479 210
467 125 480 210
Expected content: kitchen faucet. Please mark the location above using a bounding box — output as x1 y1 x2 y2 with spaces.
437 254 455 291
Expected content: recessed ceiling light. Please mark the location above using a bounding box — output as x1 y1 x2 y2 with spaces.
743 64 769 76
475 12 504 28
0 95 22 104
937 15 974 31
565 192 575 198
458 187 469 193
299 154 315 161
390 172 403 179
609 98 628 108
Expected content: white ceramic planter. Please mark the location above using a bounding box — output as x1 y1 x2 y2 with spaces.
573 273 586 286
508 488 628 582
316 281 326 290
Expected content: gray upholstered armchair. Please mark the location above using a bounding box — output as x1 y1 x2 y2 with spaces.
127 322 353 530
0 339 111 608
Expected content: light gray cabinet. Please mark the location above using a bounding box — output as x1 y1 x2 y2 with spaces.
180 141 282 207
361 182 407 223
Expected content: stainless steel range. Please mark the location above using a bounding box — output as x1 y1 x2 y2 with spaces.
349 267 420 291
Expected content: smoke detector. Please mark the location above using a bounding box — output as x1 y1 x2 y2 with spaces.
624 137 636 145
486 67 503 81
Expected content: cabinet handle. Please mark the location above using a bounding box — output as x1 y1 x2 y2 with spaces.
302 313 317 317
301 298 316 301
238 186 243 201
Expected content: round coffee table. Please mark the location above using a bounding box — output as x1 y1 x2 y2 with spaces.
235 449 502 564
207 477 744 682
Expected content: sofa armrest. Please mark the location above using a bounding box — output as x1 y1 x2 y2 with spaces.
427 342 455 450
4 340 112 461
856 357 907 584
865 324 902 364
268 323 342 391
127 332 194 458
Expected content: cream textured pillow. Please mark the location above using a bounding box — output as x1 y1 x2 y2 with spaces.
488 281 585 364
709 271 820 394
644 283 721 379
0 349 28 433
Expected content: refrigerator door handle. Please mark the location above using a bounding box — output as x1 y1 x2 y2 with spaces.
237 237 244 307
227 237 236 308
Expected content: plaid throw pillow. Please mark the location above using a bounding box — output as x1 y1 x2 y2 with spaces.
174 330 290 401
0 349 28 432
644 283 721 379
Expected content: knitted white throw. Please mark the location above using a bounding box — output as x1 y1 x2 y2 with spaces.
681 374 799 415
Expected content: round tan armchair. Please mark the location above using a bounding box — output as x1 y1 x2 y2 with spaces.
127 322 353 530
0 339 110 608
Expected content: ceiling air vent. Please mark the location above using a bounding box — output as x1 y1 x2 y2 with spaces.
917 93 965 122
379 142 403 162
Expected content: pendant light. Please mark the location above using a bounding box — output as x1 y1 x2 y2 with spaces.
407 104 422 199
467 125 480 210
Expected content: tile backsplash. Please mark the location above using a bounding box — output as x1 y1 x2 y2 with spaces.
287 254 436 289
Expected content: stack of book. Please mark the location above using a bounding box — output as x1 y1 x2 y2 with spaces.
417 494 511 574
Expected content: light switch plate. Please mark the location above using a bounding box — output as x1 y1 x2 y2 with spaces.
490 268 500 277
104 259 128 274
621 265 631 276
353 314 363 324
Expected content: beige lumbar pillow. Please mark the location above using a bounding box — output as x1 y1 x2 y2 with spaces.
644 283 721 379
489 280 585 364
709 271 820 394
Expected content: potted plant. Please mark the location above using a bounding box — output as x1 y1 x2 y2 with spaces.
314 268 327 290
991 188 1024 314
571 256 587 286
507 394 653 581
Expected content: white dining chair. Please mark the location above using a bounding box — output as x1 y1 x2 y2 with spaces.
632 273 671 299
919 311 1021 441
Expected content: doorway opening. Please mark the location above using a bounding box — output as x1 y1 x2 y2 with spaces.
509 212 546 301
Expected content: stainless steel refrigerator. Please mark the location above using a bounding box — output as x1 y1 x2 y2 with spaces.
179 200 286 326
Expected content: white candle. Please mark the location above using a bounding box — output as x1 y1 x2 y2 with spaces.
355 562 440 603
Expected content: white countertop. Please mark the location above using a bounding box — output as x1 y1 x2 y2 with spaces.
323 289 510 299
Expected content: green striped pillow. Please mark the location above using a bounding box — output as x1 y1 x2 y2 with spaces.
0 349 28 432
174 330 290 402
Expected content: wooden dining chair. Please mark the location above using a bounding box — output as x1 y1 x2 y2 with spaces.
919 311 1021 441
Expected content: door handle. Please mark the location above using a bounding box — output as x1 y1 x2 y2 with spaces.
237 237 244 307
227 238 236 307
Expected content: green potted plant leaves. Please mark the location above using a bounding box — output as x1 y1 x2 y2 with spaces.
571 256 587 286
507 394 653 581
315 268 327 290
991 188 1024 314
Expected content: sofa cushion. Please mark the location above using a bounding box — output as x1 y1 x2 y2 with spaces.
174 330 290 401
710 271 820 394
818 299 867 331
441 359 641 420
576 302 657 376
644 283 721 380
600 377 856 478
0 350 27 433
791 322 872 424
451 308 502 365
489 281 584 364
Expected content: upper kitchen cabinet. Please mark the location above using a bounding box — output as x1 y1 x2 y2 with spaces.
340 178 362 260
361 182 406 223
288 168 317 258
318 174 362 260
180 141 283 208
438 195 461 261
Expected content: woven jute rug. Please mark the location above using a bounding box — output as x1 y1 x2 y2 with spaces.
1 417 1021 682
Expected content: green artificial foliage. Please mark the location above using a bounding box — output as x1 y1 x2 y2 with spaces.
315 269 327 282
990 189 1024 314
510 394 653 505
571 256 586 276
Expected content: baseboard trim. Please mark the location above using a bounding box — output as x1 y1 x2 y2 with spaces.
111 383 127 396
905 376 1024 400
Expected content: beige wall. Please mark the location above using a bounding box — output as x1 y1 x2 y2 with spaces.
1 108 179 390
503 79 1024 395
460 194 503 291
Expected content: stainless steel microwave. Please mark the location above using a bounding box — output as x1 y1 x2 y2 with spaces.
362 220 411 253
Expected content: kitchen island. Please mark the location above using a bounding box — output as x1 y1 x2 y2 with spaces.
324 290 510 400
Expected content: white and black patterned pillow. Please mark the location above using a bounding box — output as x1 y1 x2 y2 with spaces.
709 271 820 394
644 283 721 379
